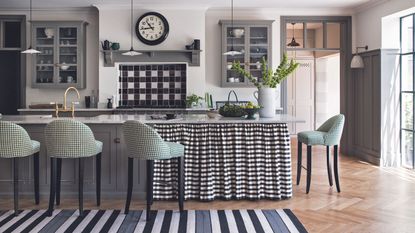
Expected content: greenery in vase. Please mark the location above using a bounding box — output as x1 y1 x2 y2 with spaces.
231 53 299 89
186 94 203 107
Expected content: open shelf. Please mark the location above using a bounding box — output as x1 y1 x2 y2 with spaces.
102 49 202 67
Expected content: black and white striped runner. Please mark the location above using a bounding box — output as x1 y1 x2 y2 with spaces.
153 123 292 201
0 209 307 233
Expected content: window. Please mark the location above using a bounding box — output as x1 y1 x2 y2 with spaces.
401 14 415 168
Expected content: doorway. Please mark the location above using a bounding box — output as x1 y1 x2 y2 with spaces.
281 17 350 135
0 16 26 115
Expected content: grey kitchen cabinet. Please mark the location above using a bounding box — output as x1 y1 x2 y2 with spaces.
32 21 87 89
219 20 274 87
0 124 147 199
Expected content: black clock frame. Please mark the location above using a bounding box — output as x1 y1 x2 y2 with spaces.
135 12 169 46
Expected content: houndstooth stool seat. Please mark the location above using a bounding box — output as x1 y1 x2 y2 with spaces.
297 114 345 194
122 120 185 220
0 121 40 216
44 119 102 217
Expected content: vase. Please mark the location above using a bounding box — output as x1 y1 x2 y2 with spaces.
255 87 276 118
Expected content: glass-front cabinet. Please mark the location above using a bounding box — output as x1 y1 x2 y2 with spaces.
220 20 273 87
32 21 87 89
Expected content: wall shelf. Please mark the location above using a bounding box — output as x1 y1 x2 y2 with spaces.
102 49 202 67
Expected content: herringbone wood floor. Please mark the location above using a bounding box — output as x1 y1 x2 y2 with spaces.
1 138 415 232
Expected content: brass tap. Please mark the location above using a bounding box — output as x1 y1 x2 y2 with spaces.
55 87 80 118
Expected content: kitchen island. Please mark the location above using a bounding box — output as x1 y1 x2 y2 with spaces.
0 114 301 201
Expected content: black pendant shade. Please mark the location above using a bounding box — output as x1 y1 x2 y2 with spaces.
287 23 300 47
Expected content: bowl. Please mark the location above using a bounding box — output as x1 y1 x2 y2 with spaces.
207 110 219 119
60 65 70 70
244 108 260 119
166 113 177 120
232 29 245 38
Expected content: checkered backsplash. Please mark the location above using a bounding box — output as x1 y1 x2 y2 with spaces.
118 64 187 108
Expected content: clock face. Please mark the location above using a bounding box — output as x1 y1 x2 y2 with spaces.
136 12 169 45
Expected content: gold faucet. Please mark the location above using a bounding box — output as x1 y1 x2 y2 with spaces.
55 87 80 118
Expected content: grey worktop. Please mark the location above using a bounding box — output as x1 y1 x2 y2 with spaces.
1 114 303 125
17 108 209 112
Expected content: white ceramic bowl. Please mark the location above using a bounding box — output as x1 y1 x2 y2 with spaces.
232 29 245 38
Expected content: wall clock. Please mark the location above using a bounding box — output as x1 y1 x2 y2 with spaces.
136 12 169 45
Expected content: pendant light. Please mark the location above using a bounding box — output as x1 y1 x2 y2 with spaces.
223 0 242 56
287 23 300 47
122 0 141 56
22 0 41 54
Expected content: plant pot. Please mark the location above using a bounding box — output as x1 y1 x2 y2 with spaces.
257 87 276 118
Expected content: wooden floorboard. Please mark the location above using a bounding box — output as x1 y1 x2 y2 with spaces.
1 138 415 232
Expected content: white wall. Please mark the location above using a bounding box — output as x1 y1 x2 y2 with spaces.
354 0 415 49
205 8 351 106
0 8 99 107
97 6 206 104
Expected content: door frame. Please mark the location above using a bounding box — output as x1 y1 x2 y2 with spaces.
0 15 27 109
280 16 352 153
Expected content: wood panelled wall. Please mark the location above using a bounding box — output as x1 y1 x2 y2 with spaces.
344 49 400 166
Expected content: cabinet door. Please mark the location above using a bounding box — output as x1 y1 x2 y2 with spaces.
57 26 80 85
34 26 56 85
222 25 247 87
248 26 270 84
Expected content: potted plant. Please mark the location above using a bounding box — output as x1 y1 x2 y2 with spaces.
186 94 203 108
232 53 299 117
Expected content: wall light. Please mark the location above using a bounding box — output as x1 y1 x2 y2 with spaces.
350 46 368 69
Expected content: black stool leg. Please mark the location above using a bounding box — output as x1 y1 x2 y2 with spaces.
326 146 333 186
306 145 312 194
56 158 62 205
296 141 302 185
13 158 19 216
79 158 85 217
124 157 133 214
96 153 101 206
178 157 184 212
146 160 154 221
47 158 56 217
333 145 341 192
33 152 40 205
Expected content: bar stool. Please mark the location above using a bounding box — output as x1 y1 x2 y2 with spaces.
0 121 40 216
123 120 184 221
297 114 345 194
44 119 102 217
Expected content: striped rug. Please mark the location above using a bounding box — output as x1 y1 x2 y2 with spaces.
0 209 307 233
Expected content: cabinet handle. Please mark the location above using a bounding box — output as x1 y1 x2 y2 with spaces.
114 138 121 143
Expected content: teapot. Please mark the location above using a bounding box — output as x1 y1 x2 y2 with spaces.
101 40 111 50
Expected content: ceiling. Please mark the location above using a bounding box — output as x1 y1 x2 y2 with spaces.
0 0 382 10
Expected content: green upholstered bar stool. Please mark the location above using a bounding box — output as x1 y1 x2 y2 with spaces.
0 121 40 216
297 114 345 194
44 119 102 217
123 120 185 221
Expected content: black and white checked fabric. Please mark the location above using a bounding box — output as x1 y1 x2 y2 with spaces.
152 123 292 201
0 209 307 233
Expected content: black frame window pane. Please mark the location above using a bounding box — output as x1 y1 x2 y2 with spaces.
402 130 414 168
401 54 413 91
401 15 413 54
401 93 414 130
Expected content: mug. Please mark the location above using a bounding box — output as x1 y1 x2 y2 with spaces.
193 39 200 50
111 42 120 50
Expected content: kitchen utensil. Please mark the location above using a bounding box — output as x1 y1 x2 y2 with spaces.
111 42 120 50
101 40 111 50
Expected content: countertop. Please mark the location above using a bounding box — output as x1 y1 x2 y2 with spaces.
1 114 303 125
17 108 209 112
